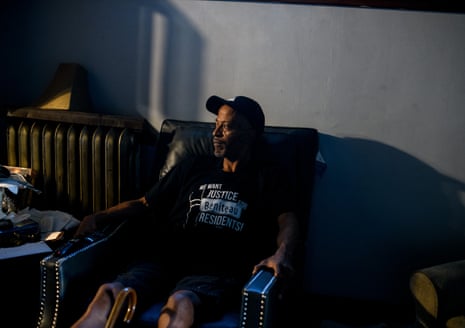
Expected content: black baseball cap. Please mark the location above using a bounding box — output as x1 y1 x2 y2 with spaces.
206 95 265 135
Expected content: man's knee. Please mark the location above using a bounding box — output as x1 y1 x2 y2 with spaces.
159 290 199 327
92 282 125 306
97 282 124 294
161 290 200 315
171 290 200 304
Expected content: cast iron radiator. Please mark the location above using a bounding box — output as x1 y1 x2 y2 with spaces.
4 108 157 218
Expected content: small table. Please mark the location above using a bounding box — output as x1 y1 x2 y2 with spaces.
0 244 53 327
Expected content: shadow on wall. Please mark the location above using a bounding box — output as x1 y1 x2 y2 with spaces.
134 1 205 122
305 133 465 305
0 1 205 122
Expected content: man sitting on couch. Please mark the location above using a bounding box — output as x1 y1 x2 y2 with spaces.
72 95 300 328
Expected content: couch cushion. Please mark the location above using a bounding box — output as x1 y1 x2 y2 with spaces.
160 126 213 179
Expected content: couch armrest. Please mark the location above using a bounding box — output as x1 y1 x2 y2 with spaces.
410 259 465 328
37 220 134 328
240 269 283 328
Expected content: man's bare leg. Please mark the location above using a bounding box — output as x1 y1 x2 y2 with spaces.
158 290 199 328
71 282 124 328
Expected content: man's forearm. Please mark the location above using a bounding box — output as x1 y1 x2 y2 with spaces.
275 212 300 259
92 197 150 228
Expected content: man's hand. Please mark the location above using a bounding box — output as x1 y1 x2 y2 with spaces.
252 252 295 278
74 214 98 237
73 197 149 238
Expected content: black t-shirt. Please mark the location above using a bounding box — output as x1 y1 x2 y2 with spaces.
145 155 295 278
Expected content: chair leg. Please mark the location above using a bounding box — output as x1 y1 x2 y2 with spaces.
105 287 137 328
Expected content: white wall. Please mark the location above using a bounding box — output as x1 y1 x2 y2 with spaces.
2 0 465 305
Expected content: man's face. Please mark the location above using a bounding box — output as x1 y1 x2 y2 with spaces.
212 105 256 160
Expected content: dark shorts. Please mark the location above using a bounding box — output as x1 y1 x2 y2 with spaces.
115 261 244 322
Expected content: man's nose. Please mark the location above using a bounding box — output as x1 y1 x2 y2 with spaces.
213 126 223 136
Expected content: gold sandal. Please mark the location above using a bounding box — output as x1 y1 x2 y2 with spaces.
105 287 137 328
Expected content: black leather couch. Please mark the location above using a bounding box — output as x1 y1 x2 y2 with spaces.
36 119 319 328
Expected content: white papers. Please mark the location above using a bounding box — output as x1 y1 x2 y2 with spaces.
0 241 52 260
0 173 42 194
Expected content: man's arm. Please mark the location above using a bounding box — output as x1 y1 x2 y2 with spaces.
74 196 150 237
253 211 300 277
